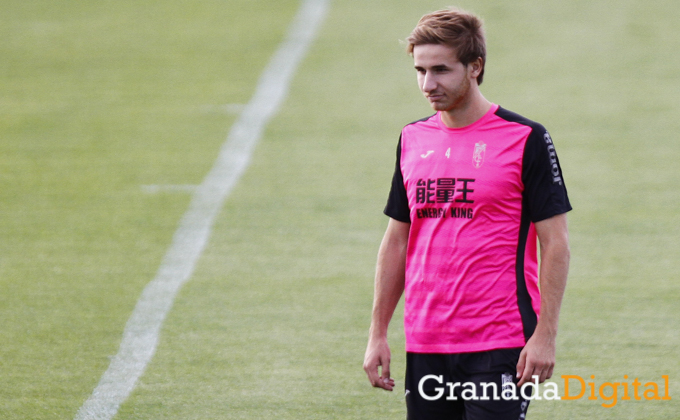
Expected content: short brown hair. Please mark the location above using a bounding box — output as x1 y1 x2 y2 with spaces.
406 7 487 84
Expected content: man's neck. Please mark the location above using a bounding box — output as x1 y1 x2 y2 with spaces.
440 90 493 129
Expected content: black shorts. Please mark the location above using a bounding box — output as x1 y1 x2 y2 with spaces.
405 349 530 420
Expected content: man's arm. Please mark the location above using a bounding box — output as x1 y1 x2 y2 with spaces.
517 213 570 386
363 218 410 391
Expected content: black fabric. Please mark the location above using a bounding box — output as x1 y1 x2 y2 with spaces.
405 350 530 420
515 211 538 342
494 107 572 223
493 107 572 342
384 136 411 223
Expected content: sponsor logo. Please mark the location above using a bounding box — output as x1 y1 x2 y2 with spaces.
414 178 476 220
415 178 475 204
416 207 473 219
543 132 563 185
421 150 434 158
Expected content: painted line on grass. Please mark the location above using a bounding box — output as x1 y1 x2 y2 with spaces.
74 1 330 418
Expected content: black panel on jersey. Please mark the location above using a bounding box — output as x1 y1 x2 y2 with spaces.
384 137 411 223
495 107 572 222
495 106 572 342
384 115 435 223
515 211 538 341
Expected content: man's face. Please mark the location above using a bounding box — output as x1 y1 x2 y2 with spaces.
413 44 473 112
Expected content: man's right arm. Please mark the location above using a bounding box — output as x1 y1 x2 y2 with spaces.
363 218 410 391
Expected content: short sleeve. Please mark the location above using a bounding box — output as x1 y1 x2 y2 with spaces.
384 137 411 222
521 127 572 222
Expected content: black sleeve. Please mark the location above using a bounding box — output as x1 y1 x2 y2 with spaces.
522 127 572 222
383 137 411 222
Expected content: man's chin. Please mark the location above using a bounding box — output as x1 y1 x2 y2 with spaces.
427 100 443 109
429 103 450 112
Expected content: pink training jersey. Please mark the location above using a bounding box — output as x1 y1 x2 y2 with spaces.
384 104 571 354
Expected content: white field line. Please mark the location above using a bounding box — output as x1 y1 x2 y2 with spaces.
74 1 330 419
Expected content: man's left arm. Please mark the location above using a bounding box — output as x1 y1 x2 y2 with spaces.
516 213 570 386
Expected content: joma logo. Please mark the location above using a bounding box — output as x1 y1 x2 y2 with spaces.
543 132 562 185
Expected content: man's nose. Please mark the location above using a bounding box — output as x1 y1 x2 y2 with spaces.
421 72 436 92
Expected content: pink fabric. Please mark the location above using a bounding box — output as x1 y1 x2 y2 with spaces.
400 104 541 353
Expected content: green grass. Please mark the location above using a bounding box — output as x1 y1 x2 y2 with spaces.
1 0 679 418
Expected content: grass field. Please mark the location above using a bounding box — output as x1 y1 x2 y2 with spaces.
1 0 679 418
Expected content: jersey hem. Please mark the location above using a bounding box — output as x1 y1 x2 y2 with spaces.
383 209 411 223
405 338 526 354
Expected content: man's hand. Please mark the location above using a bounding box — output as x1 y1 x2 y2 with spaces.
516 214 569 387
363 337 395 391
363 219 408 392
516 330 556 387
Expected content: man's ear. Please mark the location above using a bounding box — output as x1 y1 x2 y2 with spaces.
468 57 484 79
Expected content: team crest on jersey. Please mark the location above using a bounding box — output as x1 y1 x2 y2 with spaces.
472 141 486 168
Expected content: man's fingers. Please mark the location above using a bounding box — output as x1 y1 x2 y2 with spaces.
546 365 554 381
363 358 393 390
517 365 534 387
377 356 394 391
382 377 395 391
538 362 554 384
518 360 554 386
517 350 538 387
538 364 550 383
515 349 527 380
364 364 380 387
372 373 393 390
364 339 395 391
380 367 394 391
382 362 391 384
363 354 381 386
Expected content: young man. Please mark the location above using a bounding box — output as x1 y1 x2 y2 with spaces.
363 8 571 419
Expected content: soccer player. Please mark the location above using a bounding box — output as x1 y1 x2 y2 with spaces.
363 7 572 419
